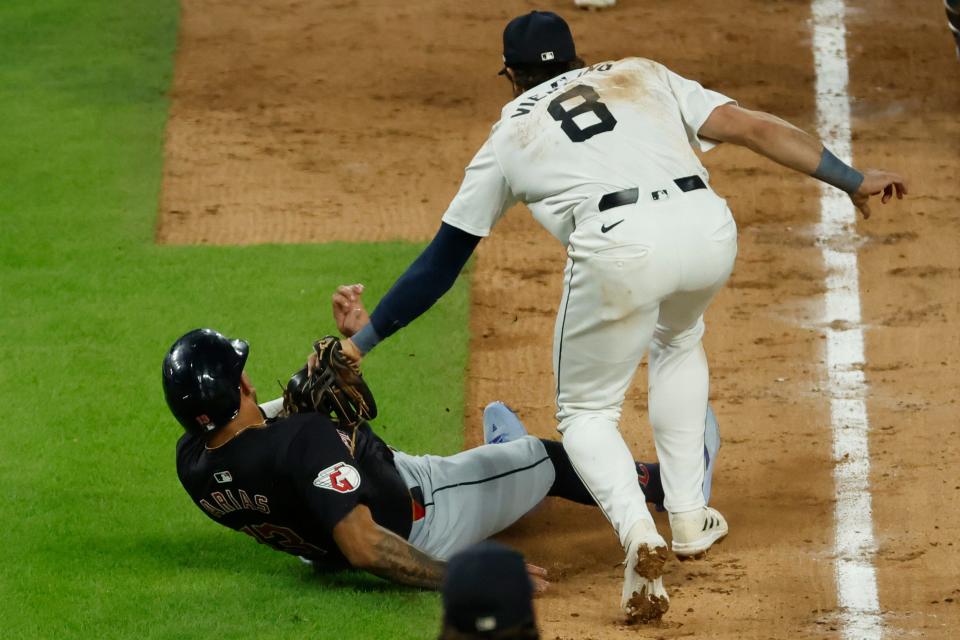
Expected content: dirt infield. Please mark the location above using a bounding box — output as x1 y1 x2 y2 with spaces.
159 1 960 637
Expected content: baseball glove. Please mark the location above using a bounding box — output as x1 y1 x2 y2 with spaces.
282 336 378 431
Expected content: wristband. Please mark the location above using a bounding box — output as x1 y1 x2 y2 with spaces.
812 147 864 194
258 397 285 420
351 323 382 355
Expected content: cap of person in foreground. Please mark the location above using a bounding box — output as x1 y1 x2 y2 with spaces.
439 542 539 640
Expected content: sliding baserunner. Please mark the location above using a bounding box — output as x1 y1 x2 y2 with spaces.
163 329 718 590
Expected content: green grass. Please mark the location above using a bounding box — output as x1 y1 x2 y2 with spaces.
0 1 469 637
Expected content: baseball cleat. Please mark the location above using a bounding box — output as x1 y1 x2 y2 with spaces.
669 507 728 557
949 2 960 60
575 0 617 9
703 405 721 504
621 520 670 623
482 401 529 445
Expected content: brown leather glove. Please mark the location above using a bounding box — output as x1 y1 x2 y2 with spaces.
282 336 377 430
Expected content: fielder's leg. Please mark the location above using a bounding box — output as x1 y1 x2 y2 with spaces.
484 400 721 507
648 199 736 557
648 314 729 554
552 253 661 545
552 243 671 621
484 401 671 508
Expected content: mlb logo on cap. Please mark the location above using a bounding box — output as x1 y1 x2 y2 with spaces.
541 51 555 61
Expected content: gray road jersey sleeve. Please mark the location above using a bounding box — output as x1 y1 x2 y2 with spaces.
441 134 517 237
659 65 736 152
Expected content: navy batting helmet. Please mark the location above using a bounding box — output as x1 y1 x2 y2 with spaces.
162 328 249 435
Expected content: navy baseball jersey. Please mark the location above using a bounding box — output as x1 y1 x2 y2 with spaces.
176 412 411 569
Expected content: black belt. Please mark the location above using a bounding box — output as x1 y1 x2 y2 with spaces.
598 175 706 212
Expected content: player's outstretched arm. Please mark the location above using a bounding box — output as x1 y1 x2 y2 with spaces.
699 103 907 219
336 222 482 360
333 504 446 589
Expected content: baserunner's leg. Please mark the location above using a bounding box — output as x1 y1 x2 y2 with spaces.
404 436 556 560
482 401 529 444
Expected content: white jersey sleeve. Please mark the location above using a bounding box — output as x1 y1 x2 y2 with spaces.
441 134 517 237
659 65 736 153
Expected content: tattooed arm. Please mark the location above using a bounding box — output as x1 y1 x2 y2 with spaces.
333 504 445 589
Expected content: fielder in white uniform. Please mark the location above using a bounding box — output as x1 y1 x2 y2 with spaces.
336 11 907 621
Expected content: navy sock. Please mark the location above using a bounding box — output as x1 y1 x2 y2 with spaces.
540 439 665 508
541 439 594 504
636 462 665 511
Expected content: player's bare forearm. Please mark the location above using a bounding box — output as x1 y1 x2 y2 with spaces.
739 114 824 175
700 103 907 218
333 504 445 589
366 529 446 589
701 105 822 175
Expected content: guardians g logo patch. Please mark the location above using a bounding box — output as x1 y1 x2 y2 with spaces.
314 462 361 494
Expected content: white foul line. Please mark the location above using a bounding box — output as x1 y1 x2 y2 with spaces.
811 2 882 638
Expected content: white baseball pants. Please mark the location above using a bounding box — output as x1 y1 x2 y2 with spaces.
554 188 737 548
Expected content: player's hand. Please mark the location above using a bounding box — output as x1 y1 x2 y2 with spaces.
526 563 550 595
306 337 363 376
332 284 368 338
338 338 362 368
306 349 320 376
849 169 908 219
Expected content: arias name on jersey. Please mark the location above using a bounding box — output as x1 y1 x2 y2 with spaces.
198 489 270 518
177 412 411 568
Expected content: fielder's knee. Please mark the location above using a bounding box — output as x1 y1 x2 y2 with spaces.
652 316 705 352
556 408 620 435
